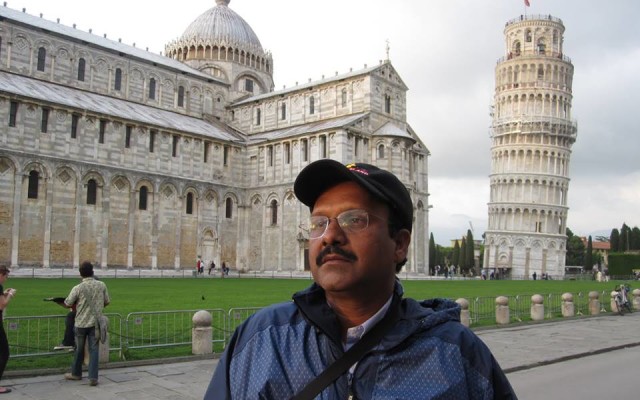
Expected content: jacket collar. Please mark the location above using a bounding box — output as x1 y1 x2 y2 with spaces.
292 280 462 349
292 280 405 346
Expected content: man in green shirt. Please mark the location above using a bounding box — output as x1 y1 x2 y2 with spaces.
63 261 110 386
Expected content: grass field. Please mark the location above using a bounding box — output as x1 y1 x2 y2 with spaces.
5 276 626 317
3 276 630 371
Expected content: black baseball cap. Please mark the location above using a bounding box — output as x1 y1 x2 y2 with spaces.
294 160 413 232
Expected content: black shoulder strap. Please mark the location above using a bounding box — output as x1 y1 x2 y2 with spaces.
290 296 401 400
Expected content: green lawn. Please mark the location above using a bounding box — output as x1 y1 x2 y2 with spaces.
5 276 623 317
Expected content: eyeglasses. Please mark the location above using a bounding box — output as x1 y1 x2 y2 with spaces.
308 209 385 239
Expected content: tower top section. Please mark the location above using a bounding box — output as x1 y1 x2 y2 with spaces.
501 14 568 62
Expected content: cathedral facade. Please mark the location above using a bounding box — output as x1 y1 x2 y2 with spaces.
0 1 430 272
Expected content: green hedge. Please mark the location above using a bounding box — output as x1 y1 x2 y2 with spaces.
608 253 640 275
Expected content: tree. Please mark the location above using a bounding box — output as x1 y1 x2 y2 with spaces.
465 229 475 272
620 223 631 251
584 235 593 270
565 227 585 266
631 227 640 250
429 233 436 272
451 241 460 267
610 229 620 252
459 238 467 270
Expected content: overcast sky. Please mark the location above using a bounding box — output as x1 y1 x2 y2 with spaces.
10 0 640 245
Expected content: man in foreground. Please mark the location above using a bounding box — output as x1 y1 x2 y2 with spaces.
205 160 516 399
63 261 110 386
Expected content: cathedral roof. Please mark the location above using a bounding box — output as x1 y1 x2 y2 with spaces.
373 121 414 141
0 5 224 85
248 113 367 143
174 0 265 56
0 71 244 143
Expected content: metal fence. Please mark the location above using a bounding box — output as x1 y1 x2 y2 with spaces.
124 309 227 350
226 307 262 338
4 313 123 358
467 290 617 326
2 291 626 363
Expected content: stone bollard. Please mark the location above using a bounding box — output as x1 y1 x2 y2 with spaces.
99 331 109 364
588 291 600 315
192 310 213 355
495 296 510 325
561 293 575 317
530 294 544 321
82 335 109 365
456 298 470 327
633 289 640 311
610 290 620 313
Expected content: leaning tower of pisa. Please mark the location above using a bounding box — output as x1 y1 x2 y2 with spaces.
483 14 577 279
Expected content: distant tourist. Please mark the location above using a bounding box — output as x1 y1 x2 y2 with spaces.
63 261 110 386
0 265 16 394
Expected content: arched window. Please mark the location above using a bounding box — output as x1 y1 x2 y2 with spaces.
77 58 86 81
284 143 291 164
148 78 156 100
178 86 185 107
225 197 233 219
537 66 544 80
309 96 315 115
270 199 278 225
281 103 286 120
86 179 97 205
267 145 274 167
525 29 532 42
37 47 46 71
114 68 122 91
139 186 148 210
378 144 385 159
256 108 261 125
537 39 546 54
319 135 327 158
513 41 521 56
553 30 559 45
301 139 308 162
384 94 391 113
186 192 194 214
341 88 347 107
27 171 39 199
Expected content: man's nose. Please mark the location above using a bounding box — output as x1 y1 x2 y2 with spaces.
322 218 347 244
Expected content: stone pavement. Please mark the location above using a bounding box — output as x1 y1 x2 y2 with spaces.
3 311 639 399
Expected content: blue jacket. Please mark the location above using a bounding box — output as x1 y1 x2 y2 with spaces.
205 282 516 399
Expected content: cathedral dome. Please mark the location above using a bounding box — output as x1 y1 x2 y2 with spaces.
177 0 264 55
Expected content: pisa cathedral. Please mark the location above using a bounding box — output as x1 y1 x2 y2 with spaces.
484 14 577 279
0 1 430 272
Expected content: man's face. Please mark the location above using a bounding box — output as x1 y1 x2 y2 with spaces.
0 272 8 285
308 181 410 299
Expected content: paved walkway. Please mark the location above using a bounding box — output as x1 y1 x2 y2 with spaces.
3 311 639 399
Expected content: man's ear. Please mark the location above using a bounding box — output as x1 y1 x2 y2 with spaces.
393 229 411 263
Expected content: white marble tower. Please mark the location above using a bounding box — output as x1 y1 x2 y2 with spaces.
484 14 577 279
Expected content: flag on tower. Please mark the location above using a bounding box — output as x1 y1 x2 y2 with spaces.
524 0 531 6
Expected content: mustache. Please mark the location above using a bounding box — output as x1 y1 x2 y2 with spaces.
315 245 357 266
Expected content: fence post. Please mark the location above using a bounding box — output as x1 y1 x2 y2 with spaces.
588 291 600 315
530 294 544 321
633 289 640 311
495 296 509 325
561 293 574 317
192 310 213 355
456 298 470 327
